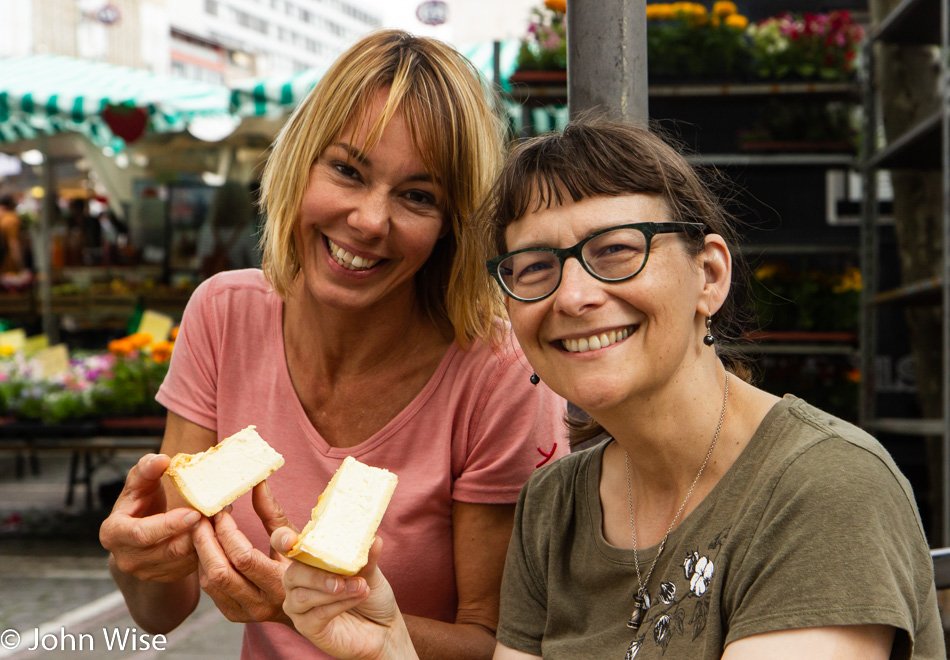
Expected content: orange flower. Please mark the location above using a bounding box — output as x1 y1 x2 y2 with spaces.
128 332 153 349
712 1 737 17
151 340 174 363
544 0 566 12
109 338 135 356
647 3 675 20
170 326 179 341
724 13 748 29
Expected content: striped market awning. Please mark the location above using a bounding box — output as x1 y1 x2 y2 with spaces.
228 40 522 118
0 54 232 148
229 66 328 118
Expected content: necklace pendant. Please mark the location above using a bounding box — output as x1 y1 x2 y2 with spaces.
627 594 647 630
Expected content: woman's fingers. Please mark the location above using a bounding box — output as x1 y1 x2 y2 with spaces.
270 525 298 556
253 481 298 537
109 454 170 518
284 584 369 619
127 508 202 547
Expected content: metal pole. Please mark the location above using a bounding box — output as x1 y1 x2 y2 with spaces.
940 0 950 547
567 0 649 124
37 133 56 344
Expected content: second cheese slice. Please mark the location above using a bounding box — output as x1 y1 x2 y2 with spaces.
289 456 398 576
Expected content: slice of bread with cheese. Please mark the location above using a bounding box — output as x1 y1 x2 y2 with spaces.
288 456 398 576
165 425 284 517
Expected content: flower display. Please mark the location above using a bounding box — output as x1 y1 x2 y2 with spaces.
511 4 862 85
515 0 567 72
746 11 863 81
0 327 178 423
646 2 752 80
639 4 861 83
751 262 861 332
737 97 860 152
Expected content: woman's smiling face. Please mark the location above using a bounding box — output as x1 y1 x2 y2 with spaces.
503 192 708 413
294 88 447 314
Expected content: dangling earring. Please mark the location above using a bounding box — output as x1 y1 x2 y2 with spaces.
703 316 715 346
530 373 540 386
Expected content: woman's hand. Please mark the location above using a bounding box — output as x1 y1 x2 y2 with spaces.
193 481 296 625
272 530 418 660
99 453 202 582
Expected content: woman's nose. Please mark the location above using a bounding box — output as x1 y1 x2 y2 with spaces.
348 190 390 239
551 257 606 316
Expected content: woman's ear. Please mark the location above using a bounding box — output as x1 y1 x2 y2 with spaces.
698 234 731 317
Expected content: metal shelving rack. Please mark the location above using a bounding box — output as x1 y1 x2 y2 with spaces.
860 0 950 544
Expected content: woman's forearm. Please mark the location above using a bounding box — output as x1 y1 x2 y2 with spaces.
109 554 201 634
403 615 496 660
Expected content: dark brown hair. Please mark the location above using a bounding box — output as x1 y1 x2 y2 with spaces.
482 115 754 445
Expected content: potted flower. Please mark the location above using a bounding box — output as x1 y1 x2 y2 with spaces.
511 0 567 84
646 2 751 82
0 328 177 423
746 11 863 81
738 98 860 152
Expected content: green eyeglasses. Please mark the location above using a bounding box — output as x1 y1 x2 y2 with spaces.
487 222 706 302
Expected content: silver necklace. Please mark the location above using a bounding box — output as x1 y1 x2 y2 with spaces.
624 372 729 632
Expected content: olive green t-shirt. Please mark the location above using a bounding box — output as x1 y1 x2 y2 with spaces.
498 396 945 659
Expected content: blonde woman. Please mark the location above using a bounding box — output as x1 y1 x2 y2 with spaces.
100 30 566 660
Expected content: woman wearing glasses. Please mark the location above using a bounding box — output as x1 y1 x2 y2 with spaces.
482 117 940 659
271 116 943 659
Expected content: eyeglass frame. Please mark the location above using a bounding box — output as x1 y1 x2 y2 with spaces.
486 221 707 302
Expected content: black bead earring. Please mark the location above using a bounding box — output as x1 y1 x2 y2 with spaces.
703 316 715 346
530 373 540 386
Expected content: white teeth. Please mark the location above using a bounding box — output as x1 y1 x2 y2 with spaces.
562 327 634 353
326 237 381 271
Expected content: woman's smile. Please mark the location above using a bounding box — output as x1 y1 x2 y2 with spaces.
324 235 384 272
557 324 638 353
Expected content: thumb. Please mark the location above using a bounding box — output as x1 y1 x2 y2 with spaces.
269 525 298 557
112 454 170 515
253 480 296 535
359 536 386 586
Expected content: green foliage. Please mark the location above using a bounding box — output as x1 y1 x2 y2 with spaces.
0 351 169 424
648 17 752 80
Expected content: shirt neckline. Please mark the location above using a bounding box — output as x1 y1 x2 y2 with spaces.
269 291 461 457
585 395 794 564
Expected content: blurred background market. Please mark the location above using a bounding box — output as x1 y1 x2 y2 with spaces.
0 0 949 654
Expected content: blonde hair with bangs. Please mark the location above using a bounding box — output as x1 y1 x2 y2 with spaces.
259 29 507 348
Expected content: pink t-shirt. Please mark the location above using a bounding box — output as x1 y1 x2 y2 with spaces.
156 269 568 659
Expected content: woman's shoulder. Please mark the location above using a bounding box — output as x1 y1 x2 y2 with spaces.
763 396 921 520
523 440 605 501
188 268 273 306
779 397 902 470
